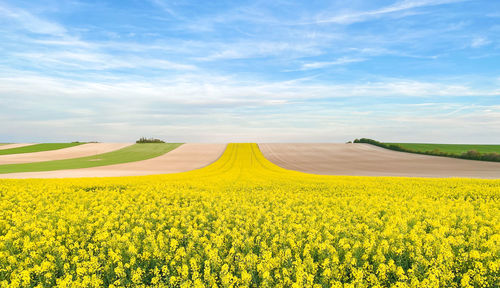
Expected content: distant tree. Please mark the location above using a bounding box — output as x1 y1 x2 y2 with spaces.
136 137 165 143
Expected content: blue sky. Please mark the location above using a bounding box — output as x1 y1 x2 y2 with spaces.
0 0 499 143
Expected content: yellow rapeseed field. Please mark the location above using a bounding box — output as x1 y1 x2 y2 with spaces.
0 144 499 287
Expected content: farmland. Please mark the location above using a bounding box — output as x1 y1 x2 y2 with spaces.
386 143 500 155
0 143 132 165
0 143 226 179
0 143 182 174
0 144 498 287
0 143 84 155
260 143 500 178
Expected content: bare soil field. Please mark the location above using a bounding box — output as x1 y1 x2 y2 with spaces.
0 143 34 150
0 143 133 165
0 143 226 178
259 143 500 178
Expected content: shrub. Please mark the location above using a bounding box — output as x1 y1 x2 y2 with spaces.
477 152 500 162
461 150 481 159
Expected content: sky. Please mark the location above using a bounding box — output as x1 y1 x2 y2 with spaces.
0 0 499 143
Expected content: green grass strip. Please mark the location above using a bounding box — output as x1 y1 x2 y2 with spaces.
0 143 85 155
0 143 182 174
386 143 500 155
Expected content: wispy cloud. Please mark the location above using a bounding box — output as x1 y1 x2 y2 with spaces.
1 73 498 109
312 0 468 25
148 0 183 20
0 3 66 35
196 40 322 61
300 57 365 70
14 51 197 71
470 37 490 48
0 0 498 142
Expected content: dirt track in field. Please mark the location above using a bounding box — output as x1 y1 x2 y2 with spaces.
0 143 35 150
0 143 226 178
259 143 500 179
0 143 133 164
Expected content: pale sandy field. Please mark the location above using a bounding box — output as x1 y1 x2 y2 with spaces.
0 143 133 164
0 143 35 150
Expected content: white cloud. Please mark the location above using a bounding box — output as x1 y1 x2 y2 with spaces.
1 73 498 106
1 73 499 143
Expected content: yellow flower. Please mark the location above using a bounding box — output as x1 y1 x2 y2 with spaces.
0 144 498 287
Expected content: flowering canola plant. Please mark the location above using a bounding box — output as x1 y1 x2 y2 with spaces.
0 144 499 287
